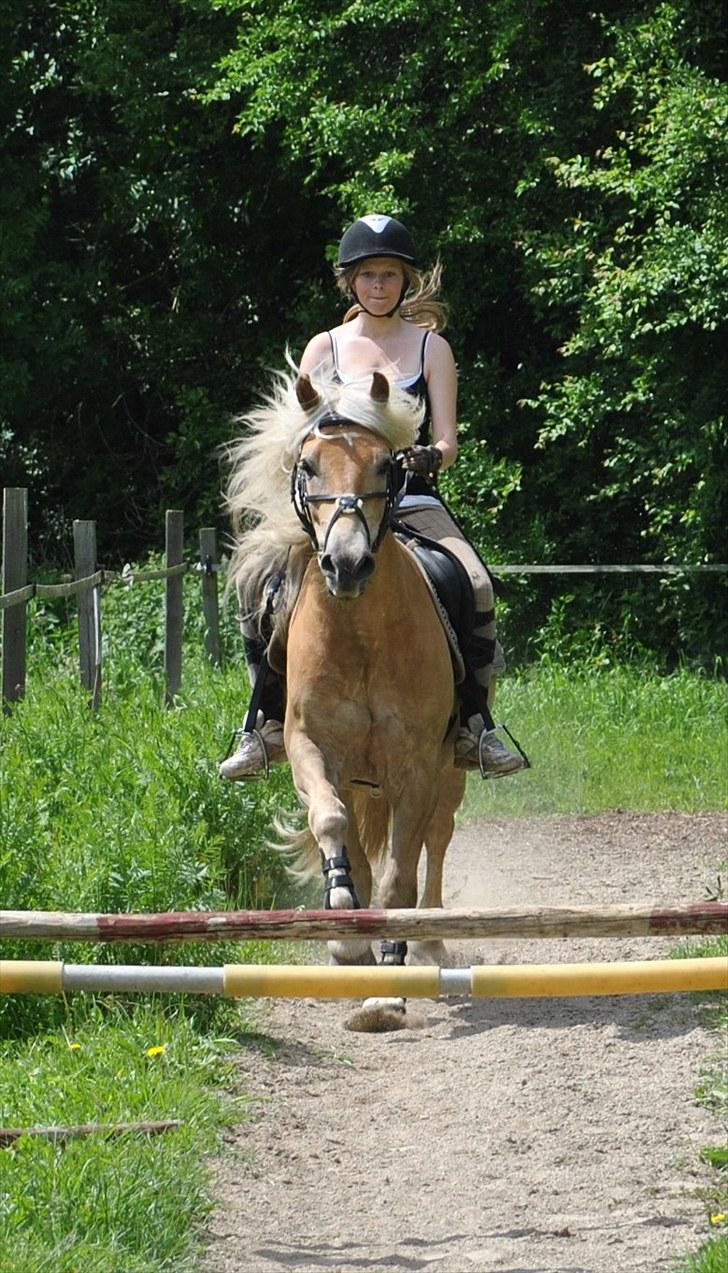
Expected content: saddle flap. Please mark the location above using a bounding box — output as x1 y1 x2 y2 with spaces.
395 524 475 684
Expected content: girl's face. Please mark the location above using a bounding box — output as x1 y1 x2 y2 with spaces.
352 257 405 312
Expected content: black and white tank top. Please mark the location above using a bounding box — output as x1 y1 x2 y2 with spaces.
328 330 436 497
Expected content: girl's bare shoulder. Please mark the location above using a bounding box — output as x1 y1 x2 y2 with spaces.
424 329 456 368
299 330 333 372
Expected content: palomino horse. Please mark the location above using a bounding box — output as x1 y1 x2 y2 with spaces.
226 366 466 1029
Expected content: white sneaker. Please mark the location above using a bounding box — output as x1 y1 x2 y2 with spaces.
219 713 286 780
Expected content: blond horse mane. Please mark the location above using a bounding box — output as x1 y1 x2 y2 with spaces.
223 363 424 627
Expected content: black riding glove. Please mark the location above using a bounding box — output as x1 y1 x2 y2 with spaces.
401 445 443 480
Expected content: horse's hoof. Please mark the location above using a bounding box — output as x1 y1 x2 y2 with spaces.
344 997 408 1033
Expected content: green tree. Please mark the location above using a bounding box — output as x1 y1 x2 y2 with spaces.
3 1 725 663
520 3 727 657
210 0 727 661
1 1 317 560
209 0 624 532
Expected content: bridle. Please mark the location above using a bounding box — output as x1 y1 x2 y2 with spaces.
291 417 399 557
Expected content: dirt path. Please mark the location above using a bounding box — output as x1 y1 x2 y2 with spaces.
203 811 727 1273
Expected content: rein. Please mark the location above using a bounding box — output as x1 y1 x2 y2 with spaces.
291 417 399 556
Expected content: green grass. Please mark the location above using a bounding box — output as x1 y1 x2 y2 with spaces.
2 598 726 1270
0 1005 240 1272
1 642 299 1038
679 1240 728 1273
463 662 728 819
1 613 295 1267
672 935 728 1271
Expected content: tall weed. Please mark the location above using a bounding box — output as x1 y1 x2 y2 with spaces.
1 609 299 1035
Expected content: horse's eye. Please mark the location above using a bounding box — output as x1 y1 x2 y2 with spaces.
299 458 316 478
376 457 392 478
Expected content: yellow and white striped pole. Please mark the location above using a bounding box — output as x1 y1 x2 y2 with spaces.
1 958 726 999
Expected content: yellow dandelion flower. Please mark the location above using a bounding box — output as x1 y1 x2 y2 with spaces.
146 1044 167 1058
68 1042 81 1050
709 1213 726 1225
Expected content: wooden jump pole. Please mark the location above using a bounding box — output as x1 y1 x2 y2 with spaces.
1 902 726 944
1 958 726 999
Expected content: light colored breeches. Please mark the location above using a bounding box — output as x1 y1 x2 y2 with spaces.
398 502 505 689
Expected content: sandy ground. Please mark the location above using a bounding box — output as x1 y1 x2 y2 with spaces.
202 810 727 1273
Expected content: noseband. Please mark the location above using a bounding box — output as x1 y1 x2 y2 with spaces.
292 418 398 556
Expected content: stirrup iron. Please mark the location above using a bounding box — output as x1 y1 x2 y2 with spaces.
478 723 531 780
222 726 271 781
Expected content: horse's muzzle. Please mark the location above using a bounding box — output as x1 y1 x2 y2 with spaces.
320 550 375 598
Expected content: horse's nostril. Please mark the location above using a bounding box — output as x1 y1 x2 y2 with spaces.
357 553 375 581
339 554 374 585
320 551 375 594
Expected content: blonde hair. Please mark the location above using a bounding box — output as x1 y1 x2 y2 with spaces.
336 260 449 332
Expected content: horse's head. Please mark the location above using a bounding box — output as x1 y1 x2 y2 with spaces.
293 372 398 599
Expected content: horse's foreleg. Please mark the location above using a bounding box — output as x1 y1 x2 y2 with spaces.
286 731 373 964
411 766 467 968
346 781 436 1032
377 782 437 927
328 800 375 965
421 765 466 907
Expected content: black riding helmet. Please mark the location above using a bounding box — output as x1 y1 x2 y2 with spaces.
337 214 416 269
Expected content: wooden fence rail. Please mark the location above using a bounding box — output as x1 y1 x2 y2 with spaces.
1 901 726 944
1 488 224 710
2 486 727 710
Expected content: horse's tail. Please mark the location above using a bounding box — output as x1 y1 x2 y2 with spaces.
271 811 320 885
350 789 392 867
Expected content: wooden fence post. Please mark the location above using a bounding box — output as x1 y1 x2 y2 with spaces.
73 520 101 709
2 488 28 708
199 527 221 667
164 510 184 704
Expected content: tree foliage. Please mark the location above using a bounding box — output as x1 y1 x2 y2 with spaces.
2 0 726 661
524 5 727 559
1 0 317 557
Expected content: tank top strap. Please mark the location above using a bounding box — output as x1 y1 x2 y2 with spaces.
327 330 340 374
419 329 431 377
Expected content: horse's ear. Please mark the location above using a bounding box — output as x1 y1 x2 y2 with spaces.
295 374 321 412
370 372 390 403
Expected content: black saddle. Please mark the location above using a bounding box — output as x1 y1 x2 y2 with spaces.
393 522 475 664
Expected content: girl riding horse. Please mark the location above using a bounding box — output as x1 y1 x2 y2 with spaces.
221 214 526 782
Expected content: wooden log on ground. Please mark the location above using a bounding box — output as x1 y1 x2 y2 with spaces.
0 1120 184 1146
0 901 726 944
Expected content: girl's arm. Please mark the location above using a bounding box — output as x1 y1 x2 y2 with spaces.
425 333 459 469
